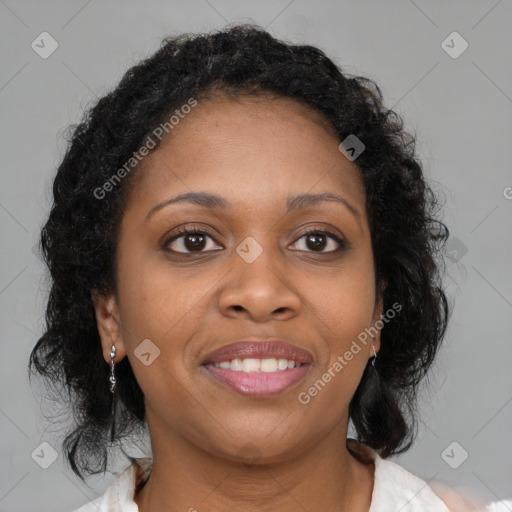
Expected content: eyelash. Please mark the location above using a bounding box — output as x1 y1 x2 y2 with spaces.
163 226 346 254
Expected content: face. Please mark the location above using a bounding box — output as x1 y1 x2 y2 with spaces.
93 95 382 464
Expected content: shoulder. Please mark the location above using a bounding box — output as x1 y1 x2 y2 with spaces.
68 457 152 512
430 483 512 512
484 501 512 512
347 438 450 511
347 439 510 512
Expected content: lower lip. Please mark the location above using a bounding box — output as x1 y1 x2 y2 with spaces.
203 364 311 398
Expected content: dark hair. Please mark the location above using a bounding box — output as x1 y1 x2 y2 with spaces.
29 23 450 481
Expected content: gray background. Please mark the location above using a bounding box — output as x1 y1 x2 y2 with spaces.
1 1 511 510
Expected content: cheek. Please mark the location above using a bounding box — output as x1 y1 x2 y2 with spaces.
327 285 376 344
116 243 204 338
115 248 223 381
298 273 375 418
313 253 376 347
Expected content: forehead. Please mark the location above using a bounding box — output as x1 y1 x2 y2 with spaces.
125 95 366 213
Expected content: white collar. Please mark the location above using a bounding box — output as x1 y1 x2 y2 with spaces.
85 441 450 512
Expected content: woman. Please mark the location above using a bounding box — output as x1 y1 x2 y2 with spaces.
28 24 507 512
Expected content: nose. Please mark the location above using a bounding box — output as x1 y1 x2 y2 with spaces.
217 247 302 323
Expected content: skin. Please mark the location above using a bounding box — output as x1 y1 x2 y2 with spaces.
92 95 384 512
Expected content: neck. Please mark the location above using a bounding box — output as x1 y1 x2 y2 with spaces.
134 423 374 512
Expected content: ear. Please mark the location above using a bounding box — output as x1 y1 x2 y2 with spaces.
91 288 127 364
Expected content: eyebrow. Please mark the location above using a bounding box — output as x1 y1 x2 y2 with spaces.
145 191 361 224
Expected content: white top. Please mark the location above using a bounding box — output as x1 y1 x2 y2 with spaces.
71 442 510 512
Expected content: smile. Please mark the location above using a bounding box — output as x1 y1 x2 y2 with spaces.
203 359 311 398
201 339 314 398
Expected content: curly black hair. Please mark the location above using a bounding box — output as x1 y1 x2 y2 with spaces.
28 23 450 481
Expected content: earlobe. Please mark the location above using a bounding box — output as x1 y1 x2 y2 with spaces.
91 289 127 364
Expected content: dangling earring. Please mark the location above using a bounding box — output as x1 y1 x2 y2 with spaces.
108 343 117 442
109 344 117 393
371 345 378 368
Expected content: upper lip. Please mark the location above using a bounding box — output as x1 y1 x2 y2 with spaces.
202 338 314 365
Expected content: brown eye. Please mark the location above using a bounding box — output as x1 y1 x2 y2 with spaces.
165 227 222 254
289 229 346 253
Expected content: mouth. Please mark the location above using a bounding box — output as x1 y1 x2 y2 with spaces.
201 339 313 398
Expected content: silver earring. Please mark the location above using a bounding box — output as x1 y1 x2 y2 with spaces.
108 343 118 443
371 345 377 368
109 344 116 393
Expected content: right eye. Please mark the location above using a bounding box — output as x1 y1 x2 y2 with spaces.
164 226 223 254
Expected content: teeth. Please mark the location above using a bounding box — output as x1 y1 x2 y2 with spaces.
231 358 243 371
278 358 289 370
213 357 300 372
261 358 278 372
242 358 260 372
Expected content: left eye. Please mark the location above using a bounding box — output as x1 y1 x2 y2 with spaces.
290 230 345 253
